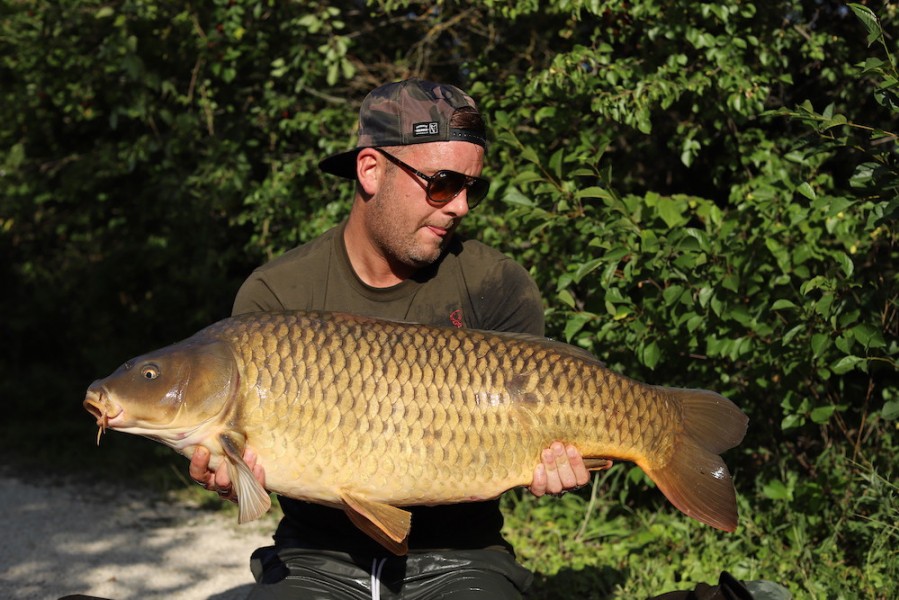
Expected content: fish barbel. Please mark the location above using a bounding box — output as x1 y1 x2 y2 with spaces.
83 310 748 554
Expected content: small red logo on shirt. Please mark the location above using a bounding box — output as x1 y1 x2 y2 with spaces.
449 309 464 328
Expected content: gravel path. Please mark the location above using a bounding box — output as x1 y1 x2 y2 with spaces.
1 469 277 600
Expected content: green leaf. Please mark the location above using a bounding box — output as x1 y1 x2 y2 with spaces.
558 289 576 309
686 314 704 332
771 299 798 310
657 198 687 228
810 405 837 424
573 258 604 283
534 106 556 123
781 414 805 430
549 148 564 179
831 355 865 375
640 341 661 369
502 187 536 207
860 57 885 74
563 313 592 342
835 252 854 277
722 273 740 293
762 479 792 501
511 171 546 186
835 335 853 354
635 107 652 134
850 162 877 189
848 3 882 46
576 186 613 201
520 146 541 166
849 323 886 349
782 324 805 345
821 114 848 130
883 399 899 421
810 333 830 358
814 293 835 318
662 284 684 306
796 182 816 200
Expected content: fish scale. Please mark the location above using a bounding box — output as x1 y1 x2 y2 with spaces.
84 309 748 555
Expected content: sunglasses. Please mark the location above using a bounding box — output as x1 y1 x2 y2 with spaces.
373 148 490 209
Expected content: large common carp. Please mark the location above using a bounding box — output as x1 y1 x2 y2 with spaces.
84 310 748 554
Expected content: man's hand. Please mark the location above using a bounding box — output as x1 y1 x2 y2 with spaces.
189 446 265 503
529 442 592 497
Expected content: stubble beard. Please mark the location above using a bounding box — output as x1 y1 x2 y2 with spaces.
366 174 455 269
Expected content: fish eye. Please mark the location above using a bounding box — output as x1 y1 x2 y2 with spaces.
140 364 160 380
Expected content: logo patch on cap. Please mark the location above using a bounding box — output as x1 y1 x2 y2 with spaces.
413 121 440 137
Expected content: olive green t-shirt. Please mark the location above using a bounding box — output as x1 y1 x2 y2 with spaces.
232 221 544 553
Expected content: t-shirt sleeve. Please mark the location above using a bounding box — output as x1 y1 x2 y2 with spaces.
230 227 337 317
471 257 545 337
231 272 287 316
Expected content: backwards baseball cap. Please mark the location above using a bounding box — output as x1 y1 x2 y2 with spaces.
318 79 487 179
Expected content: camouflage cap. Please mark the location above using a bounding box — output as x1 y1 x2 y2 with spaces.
319 79 487 179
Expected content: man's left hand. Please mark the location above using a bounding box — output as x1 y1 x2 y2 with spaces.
529 442 591 497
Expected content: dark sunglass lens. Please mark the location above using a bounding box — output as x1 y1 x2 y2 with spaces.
467 178 490 204
428 171 467 202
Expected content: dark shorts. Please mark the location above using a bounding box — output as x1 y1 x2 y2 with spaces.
246 545 533 600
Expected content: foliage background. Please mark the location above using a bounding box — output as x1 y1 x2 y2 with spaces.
1 1 896 598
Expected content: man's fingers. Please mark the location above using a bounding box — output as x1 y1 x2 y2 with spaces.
189 446 211 483
244 447 258 468
538 442 567 495
188 446 231 498
241 447 266 487
551 442 578 490
567 444 591 487
252 462 266 488
213 461 232 490
529 443 593 497
530 463 548 497
188 445 263 503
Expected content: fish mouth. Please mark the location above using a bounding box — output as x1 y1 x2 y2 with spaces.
83 387 123 445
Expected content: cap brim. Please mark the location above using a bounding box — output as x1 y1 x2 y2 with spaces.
318 148 363 179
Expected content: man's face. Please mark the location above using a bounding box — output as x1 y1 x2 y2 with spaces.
364 141 485 269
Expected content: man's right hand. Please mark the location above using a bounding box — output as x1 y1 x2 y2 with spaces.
189 446 265 503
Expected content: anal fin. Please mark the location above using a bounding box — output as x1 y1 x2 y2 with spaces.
219 433 272 524
583 458 613 472
341 492 411 556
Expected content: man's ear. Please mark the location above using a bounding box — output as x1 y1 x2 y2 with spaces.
356 148 381 196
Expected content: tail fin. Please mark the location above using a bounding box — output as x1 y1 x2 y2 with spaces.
641 387 749 532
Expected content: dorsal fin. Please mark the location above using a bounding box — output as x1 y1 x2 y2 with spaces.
295 311 606 366
486 330 606 366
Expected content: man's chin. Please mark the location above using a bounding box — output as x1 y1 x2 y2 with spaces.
413 231 454 262
407 245 446 268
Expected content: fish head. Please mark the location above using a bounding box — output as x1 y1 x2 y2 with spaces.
84 337 237 447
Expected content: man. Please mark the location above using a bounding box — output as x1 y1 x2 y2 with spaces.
190 78 594 599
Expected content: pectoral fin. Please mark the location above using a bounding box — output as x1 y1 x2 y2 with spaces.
219 433 272 524
340 492 411 556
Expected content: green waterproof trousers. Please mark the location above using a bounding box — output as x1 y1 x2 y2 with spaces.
246 545 533 600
